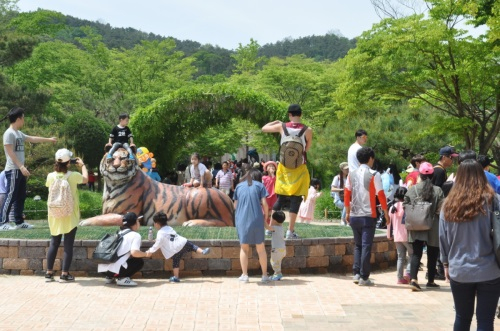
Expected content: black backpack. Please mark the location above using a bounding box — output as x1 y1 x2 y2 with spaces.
92 229 132 263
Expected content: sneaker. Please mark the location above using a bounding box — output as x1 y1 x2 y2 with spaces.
105 276 116 284
271 273 283 281
116 277 137 286
0 223 15 231
397 279 409 285
15 222 34 229
410 281 422 291
285 230 300 239
169 276 180 283
404 272 411 282
59 274 75 283
426 282 440 289
353 274 361 284
261 275 271 283
340 220 346 226
202 248 211 255
435 273 446 281
45 273 55 282
359 279 374 286
265 229 272 236
238 274 249 283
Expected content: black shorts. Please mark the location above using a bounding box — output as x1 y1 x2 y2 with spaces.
272 195 302 214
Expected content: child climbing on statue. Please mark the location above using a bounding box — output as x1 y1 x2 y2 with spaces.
145 212 210 282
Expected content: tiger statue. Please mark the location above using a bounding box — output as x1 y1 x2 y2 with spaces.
79 148 234 227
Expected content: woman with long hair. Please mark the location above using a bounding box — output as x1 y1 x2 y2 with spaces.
404 162 444 291
440 159 500 330
331 162 349 225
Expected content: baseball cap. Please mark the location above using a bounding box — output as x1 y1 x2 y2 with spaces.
55 149 73 163
339 162 349 170
419 162 434 175
122 212 138 226
439 146 458 157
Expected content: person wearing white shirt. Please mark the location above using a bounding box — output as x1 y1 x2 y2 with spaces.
347 129 368 173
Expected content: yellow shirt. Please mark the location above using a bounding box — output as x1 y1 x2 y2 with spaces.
45 171 83 236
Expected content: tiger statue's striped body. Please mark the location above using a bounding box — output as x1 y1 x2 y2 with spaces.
79 148 234 227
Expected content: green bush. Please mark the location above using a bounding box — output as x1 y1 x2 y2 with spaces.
23 189 102 220
27 176 49 200
314 188 342 220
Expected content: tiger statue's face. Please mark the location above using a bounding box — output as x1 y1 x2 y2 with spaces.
100 148 138 185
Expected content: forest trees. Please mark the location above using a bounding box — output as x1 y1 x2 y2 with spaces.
333 1 499 160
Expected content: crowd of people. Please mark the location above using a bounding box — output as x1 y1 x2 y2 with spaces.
1 105 499 328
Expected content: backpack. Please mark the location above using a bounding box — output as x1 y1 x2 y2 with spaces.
92 229 132 263
279 123 308 169
47 172 74 218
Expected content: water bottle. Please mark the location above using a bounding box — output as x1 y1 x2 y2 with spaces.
148 226 153 241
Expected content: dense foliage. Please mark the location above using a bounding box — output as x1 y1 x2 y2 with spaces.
0 0 498 199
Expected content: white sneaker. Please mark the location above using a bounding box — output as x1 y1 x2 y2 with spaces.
340 220 346 226
359 278 374 286
285 230 300 239
353 274 361 284
116 277 137 286
0 223 15 231
105 276 116 284
261 275 271 283
15 222 34 229
238 274 249 283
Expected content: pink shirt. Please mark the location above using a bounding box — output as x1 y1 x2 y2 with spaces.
387 201 408 242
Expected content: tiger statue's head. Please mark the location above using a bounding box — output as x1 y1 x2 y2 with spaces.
100 147 138 186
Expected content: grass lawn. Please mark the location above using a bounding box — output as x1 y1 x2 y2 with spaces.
0 220 359 240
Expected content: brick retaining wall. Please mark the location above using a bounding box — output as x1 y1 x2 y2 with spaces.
0 234 396 277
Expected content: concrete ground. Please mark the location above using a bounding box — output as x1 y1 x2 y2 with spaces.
1 262 499 331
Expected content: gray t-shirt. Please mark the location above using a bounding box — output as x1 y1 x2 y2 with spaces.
271 225 285 249
3 128 27 171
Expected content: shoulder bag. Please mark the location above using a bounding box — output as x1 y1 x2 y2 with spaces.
490 196 500 267
404 186 433 231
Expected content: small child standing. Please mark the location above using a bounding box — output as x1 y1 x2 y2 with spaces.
270 211 286 281
145 212 210 282
298 178 322 224
106 113 135 160
386 187 412 284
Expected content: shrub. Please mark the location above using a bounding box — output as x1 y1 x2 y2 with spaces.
23 189 102 220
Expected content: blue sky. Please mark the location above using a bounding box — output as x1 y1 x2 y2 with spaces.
17 0 383 49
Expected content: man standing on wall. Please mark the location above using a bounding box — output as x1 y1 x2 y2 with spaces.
0 107 57 230
262 104 313 239
347 129 368 173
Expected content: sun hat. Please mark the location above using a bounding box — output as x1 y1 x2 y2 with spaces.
55 148 73 163
419 162 434 175
339 162 348 170
264 161 277 171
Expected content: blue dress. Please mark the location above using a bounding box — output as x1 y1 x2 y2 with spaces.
233 180 268 244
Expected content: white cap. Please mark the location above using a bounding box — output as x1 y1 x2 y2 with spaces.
55 148 73 163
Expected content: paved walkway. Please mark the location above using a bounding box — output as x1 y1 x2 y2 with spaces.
1 265 499 331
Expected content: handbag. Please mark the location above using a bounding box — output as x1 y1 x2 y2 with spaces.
92 229 132 263
490 196 500 267
404 187 433 231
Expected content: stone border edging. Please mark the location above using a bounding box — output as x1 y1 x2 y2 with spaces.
0 234 396 277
